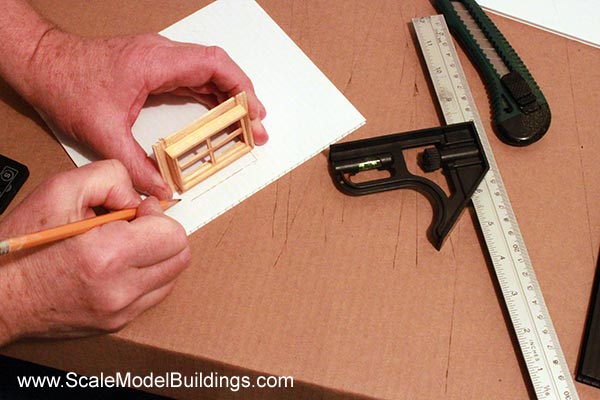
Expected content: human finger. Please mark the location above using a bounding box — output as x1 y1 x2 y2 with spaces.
145 43 268 142
4 160 142 234
167 87 221 108
86 122 173 199
102 279 179 333
106 197 189 267
69 160 142 211
121 245 190 299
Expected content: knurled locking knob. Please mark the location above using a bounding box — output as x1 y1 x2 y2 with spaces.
422 147 441 172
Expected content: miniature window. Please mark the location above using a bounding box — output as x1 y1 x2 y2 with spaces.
153 92 254 193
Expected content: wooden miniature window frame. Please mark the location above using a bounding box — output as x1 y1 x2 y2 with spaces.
152 92 255 193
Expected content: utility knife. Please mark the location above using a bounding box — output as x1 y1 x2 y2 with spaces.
434 0 551 146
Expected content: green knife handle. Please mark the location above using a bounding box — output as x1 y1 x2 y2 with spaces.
434 0 551 146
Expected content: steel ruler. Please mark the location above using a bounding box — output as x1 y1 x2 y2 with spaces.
412 15 578 400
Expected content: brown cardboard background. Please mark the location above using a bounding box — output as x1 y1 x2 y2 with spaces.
1 0 599 398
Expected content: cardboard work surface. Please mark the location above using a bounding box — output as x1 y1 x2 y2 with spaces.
1 0 599 399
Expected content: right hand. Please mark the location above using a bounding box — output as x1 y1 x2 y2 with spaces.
22 30 268 199
0 160 190 345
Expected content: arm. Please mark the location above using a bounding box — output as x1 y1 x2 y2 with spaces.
0 0 54 96
0 0 268 198
0 160 190 345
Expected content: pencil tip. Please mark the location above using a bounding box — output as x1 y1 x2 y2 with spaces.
160 198 181 211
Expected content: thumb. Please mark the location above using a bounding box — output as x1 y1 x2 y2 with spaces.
135 196 165 218
106 130 172 200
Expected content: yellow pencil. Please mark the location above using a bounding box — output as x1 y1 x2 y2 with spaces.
0 199 180 256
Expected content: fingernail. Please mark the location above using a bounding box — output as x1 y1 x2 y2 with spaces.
259 101 267 119
251 119 268 145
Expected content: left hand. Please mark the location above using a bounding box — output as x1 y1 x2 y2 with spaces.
20 30 268 199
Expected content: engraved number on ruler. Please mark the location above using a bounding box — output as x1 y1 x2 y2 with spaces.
412 16 578 400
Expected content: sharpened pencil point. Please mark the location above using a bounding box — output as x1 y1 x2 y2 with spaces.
163 199 181 210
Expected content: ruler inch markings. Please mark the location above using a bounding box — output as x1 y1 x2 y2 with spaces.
412 15 578 400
